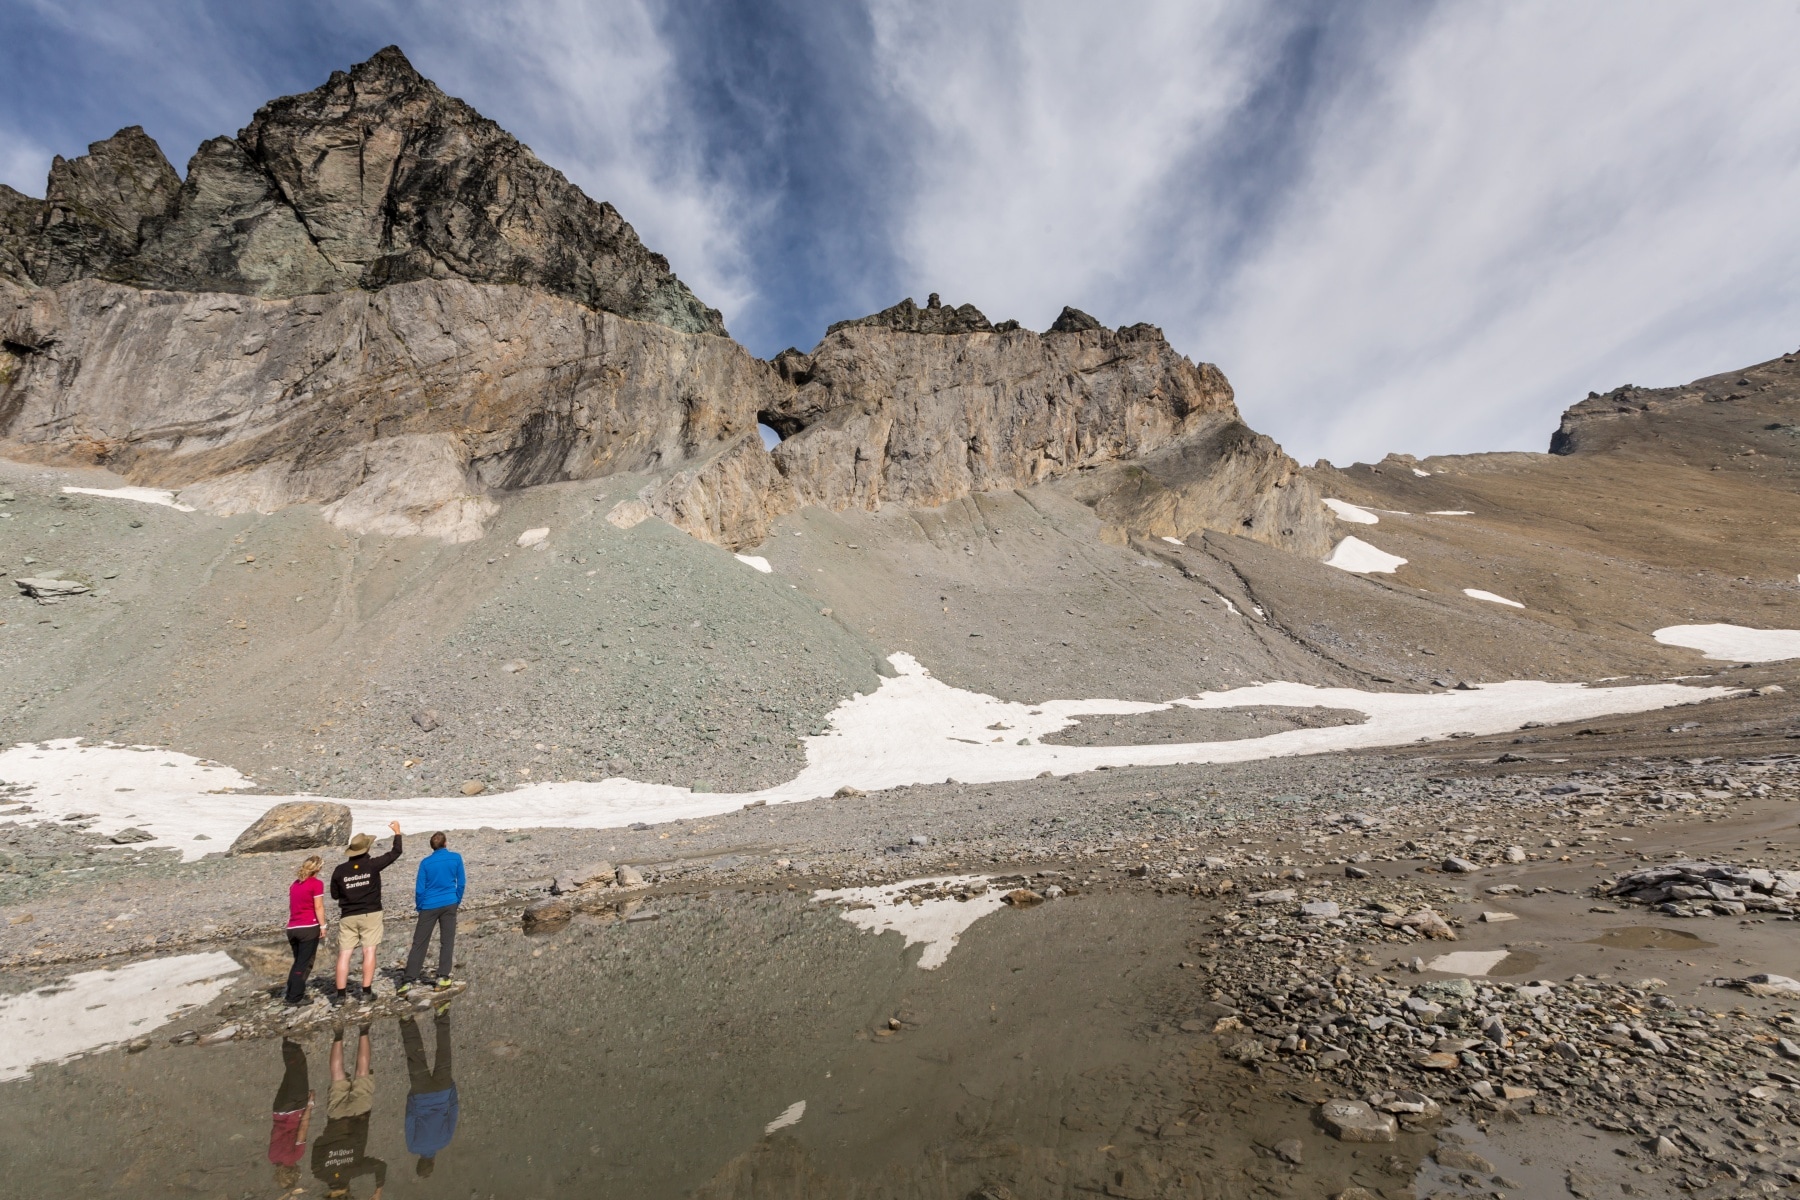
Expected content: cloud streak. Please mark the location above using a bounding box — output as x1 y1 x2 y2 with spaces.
2 1 1797 463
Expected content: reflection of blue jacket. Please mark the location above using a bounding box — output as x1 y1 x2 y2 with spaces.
415 849 466 911
406 1086 459 1158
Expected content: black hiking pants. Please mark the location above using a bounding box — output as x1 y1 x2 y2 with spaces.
285 927 320 1003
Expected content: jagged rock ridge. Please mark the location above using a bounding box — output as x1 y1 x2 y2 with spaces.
0 50 1328 559
0 47 722 335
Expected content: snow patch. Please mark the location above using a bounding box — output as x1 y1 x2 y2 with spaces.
764 1100 806 1133
1324 536 1407 574
1323 499 1379 525
516 527 549 548
1160 536 1185 546
734 555 772 573
0 952 240 1082
813 876 1009 969
1654 624 1800 663
61 486 195 512
1464 589 1524 609
1412 468 1431 477
0 659 1733 858
1425 950 1511 977
1429 510 1474 516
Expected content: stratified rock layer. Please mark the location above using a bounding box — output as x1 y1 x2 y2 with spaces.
0 279 777 541
0 47 722 335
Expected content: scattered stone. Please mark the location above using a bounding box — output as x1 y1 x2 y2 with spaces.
1441 856 1479 873
1344 864 1372 879
1653 1135 1681 1159
1003 888 1044 907
1317 1099 1396 1143
410 709 439 732
197 1025 239 1045
16 577 89 603
1299 900 1341 918
615 865 647 889
521 898 571 930
1271 1137 1304 1164
1435 1147 1494 1173
1249 888 1297 905
1479 911 1517 923
229 801 353 855
108 827 155 844
1504 845 1527 863
460 780 486 796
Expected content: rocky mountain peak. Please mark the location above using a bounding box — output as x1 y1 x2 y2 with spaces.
0 48 724 335
828 293 999 336
1048 305 1102 333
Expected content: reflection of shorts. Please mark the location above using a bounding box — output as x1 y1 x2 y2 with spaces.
338 912 383 951
327 1075 375 1119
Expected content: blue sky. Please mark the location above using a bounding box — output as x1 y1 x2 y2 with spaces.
4 0 1798 464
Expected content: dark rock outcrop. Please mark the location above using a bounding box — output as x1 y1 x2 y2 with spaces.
827 292 995 336
0 47 722 335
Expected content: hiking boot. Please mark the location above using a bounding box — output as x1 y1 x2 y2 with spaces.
395 980 414 997
434 977 458 990
328 990 346 1008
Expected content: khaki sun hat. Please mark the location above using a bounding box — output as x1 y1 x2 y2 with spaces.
346 832 374 855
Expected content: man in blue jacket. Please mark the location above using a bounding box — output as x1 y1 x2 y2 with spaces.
399 831 465 994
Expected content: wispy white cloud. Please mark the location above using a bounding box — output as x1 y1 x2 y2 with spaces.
855 0 1800 463
1203 2 1800 463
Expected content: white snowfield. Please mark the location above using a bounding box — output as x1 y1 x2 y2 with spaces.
0 952 240 1083
1654 624 1800 663
0 655 1733 860
813 875 1009 969
1322 499 1379 524
1324 536 1407 574
60 486 195 512
1463 589 1525 609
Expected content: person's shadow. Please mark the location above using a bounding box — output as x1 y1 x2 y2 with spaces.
401 1010 459 1179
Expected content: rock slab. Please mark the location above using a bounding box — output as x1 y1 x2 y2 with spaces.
230 801 353 855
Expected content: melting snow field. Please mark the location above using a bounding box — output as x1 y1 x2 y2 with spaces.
812 876 1010 969
1322 499 1379 524
59 486 194 512
0 655 1735 859
0 952 240 1083
1654 625 1800 663
1324 536 1407 574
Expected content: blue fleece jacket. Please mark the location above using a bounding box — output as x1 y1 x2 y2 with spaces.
414 849 466 911
406 1086 459 1157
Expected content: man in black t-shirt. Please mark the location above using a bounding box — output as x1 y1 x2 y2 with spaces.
330 821 403 1006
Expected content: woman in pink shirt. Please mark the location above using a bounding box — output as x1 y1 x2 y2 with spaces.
286 855 328 1005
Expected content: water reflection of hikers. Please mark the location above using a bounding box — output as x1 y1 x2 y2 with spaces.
285 856 327 1005
267 1039 314 1193
312 1025 386 1199
330 822 404 1007
399 831 465 996
401 1012 460 1178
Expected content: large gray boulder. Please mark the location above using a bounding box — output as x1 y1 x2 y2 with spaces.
230 801 352 855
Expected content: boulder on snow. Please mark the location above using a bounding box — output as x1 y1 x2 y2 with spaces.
230 801 353 855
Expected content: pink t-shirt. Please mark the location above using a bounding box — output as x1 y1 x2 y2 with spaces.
269 1109 306 1165
288 877 324 928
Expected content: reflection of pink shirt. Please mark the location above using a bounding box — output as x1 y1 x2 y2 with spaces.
269 1109 306 1165
288 878 323 928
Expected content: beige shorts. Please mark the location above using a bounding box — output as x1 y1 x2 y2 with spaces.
327 1075 374 1119
338 912 383 952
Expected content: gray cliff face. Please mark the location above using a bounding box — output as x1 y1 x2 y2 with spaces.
0 279 772 541
0 50 1328 560
761 306 1325 553
0 48 723 336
